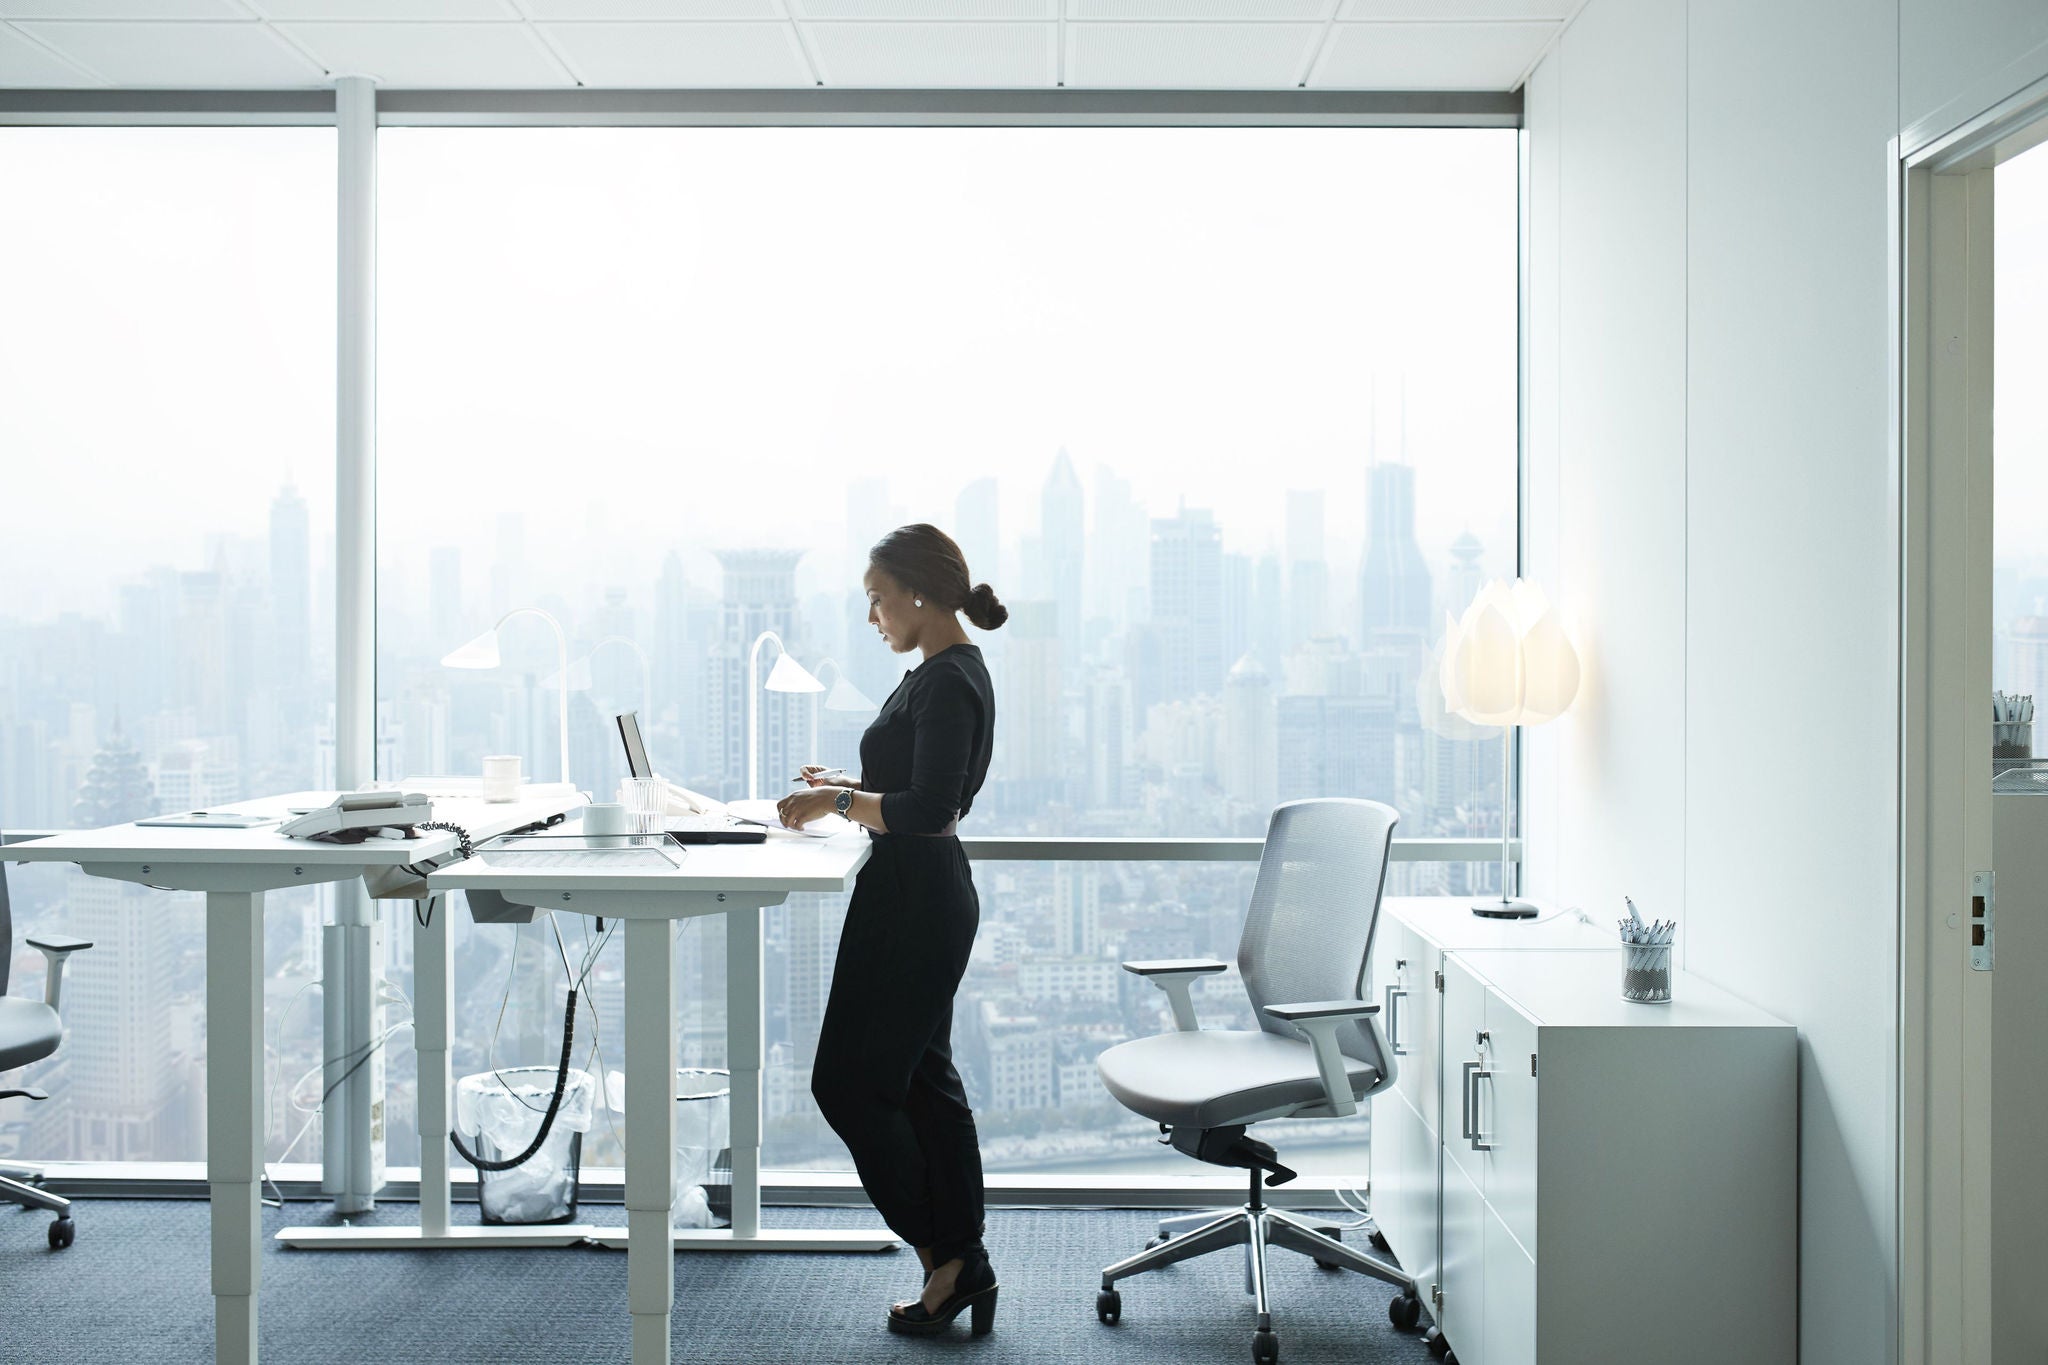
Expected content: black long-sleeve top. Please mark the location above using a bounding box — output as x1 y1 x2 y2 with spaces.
860 643 995 835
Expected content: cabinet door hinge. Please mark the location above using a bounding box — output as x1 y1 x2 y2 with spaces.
1430 1283 1442 1305
1434 969 1444 992
1530 1052 1538 1077
1971 870 1995 971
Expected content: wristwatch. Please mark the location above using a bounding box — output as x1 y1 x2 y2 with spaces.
834 788 854 817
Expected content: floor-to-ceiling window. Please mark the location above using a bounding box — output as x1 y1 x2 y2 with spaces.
373 126 1519 1181
0 128 336 1167
1995 138 2048 720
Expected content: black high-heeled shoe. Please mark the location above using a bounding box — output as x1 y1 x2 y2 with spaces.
887 1250 998 1337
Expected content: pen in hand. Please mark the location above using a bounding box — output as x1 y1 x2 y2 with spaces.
792 768 849 785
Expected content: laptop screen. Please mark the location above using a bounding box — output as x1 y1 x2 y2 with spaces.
616 711 653 781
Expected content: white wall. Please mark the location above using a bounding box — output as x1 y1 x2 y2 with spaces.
1522 0 2048 1360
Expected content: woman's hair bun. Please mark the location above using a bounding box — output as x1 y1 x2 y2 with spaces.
964 582 1008 631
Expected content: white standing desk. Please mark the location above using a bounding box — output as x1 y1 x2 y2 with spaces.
384 827 897 1365
3 788 577 1365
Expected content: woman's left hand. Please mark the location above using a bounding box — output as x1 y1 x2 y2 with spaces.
776 786 839 830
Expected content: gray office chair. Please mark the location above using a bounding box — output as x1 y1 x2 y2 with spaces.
1093 797 1423 1365
0 852 91 1249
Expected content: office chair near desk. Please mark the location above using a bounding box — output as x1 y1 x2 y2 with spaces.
1093 798 1424 1365
0 855 92 1249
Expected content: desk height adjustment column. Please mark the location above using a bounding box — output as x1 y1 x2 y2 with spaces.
625 916 679 1365
206 890 264 1365
727 901 766 1239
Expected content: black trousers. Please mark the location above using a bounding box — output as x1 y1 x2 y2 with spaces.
811 833 986 1267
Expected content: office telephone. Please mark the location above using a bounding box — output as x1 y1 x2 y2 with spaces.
277 790 433 840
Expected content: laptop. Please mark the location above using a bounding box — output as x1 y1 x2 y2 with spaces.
615 711 766 845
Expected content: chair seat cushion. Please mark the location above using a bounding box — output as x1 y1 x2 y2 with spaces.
0 996 61 1073
1095 1029 1379 1129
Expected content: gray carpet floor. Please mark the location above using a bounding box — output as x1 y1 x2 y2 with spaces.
2 1197 1434 1364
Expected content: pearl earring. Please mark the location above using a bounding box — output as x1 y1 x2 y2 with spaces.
914 597 923 608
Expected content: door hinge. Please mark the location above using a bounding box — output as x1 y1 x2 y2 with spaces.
1531 1052 1538 1077
1430 1283 1442 1305
1434 969 1444 992
1971 870 1995 972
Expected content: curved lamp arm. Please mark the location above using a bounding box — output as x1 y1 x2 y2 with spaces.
499 607 571 786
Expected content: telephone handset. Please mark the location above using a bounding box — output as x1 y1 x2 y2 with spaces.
663 780 725 818
278 790 433 840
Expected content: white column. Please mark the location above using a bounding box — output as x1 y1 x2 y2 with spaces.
328 72 382 1213
625 916 678 1365
207 891 264 1365
726 902 764 1239
414 894 454 1237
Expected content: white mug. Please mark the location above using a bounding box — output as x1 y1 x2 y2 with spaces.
584 802 628 845
482 754 522 802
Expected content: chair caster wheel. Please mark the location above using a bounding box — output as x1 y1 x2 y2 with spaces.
1314 1226 1341 1269
1369 1228 1392 1253
1145 1237 1165 1251
1251 1328 1280 1364
1096 1289 1121 1325
1388 1292 1423 1332
1315 1258 1340 1270
48 1216 75 1250
1426 1326 1451 1359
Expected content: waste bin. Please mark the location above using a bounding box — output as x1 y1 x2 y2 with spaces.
606 1067 732 1229
455 1066 598 1224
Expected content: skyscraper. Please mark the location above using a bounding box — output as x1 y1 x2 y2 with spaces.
1358 463 1434 646
1052 863 1101 957
1085 665 1131 809
1150 507 1225 702
428 546 463 654
1442 531 1486 627
1285 489 1329 651
1000 600 1064 809
708 549 811 800
1042 450 1085 664
1224 653 1277 813
955 478 1000 589
1089 464 1149 631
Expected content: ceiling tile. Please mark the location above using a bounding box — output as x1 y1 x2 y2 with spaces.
1067 21 1319 88
524 0 783 16
1310 20 1555 89
1070 0 1329 18
277 20 575 85
796 0 1051 16
541 21 811 86
12 20 325 85
247 0 518 18
0 0 248 16
1339 0 1571 17
806 20 1053 86
0 22 100 83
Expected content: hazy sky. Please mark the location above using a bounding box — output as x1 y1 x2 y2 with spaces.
0 125 1518 623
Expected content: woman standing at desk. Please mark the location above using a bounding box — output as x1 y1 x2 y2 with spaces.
777 523 1005 1338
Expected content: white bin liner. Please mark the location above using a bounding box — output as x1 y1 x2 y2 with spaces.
455 1066 598 1224
605 1067 731 1229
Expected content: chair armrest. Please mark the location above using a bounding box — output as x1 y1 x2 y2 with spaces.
1122 959 1229 1032
1264 999 1379 1118
26 931 92 1013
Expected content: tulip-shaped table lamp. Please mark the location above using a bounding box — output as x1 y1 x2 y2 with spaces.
1439 578 1581 919
748 631 824 800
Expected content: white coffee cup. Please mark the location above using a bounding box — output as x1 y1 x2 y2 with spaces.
584 802 628 846
482 754 522 802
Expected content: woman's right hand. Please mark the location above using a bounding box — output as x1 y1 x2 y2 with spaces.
800 765 859 789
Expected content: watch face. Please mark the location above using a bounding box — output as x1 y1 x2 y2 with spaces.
836 790 852 815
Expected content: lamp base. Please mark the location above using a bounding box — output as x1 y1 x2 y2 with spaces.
1472 899 1540 920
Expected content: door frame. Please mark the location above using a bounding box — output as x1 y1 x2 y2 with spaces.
1895 75 2048 1365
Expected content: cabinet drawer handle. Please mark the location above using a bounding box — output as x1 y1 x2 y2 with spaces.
1467 1064 1495 1153
1459 1059 1479 1141
1384 986 1408 1056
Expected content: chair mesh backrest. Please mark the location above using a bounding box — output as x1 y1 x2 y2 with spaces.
1236 798 1399 1066
0 860 11 996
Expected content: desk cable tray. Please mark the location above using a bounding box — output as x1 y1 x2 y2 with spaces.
475 832 686 869
1993 758 2048 796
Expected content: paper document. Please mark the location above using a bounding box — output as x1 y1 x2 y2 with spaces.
725 798 853 839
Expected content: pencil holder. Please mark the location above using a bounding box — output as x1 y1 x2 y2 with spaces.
1994 721 2032 775
1621 939 1674 1004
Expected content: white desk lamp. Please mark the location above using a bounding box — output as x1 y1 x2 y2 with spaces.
569 635 653 714
748 631 823 800
1439 578 1580 919
442 606 572 786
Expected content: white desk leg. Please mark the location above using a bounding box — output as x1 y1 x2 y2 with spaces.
207 890 264 1365
726 902 763 1240
626 916 678 1365
414 894 453 1238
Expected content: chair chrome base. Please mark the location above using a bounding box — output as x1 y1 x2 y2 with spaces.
1 1171 75 1248
1099 1191 1417 1361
